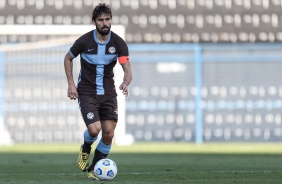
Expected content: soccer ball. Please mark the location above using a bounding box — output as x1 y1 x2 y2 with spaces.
94 158 118 180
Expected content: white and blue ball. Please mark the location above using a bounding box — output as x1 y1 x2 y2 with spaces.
94 158 118 180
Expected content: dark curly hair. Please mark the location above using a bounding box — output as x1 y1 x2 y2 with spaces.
92 3 112 21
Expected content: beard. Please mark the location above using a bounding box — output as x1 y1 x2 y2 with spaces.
97 26 111 35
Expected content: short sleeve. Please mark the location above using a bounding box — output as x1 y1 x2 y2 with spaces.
117 39 130 64
69 38 83 58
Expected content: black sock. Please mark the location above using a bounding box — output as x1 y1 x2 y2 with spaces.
88 149 108 172
83 141 92 153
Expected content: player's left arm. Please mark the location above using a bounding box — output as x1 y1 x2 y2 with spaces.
119 62 132 97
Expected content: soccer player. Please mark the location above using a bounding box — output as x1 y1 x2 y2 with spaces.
64 3 132 180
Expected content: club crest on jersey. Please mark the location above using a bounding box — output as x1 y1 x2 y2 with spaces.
87 112 94 120
108 47 116 54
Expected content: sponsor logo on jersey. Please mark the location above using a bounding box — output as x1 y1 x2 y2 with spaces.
88 48 95 51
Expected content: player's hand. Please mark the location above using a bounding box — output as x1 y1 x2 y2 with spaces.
67 84 78 100
119 83 129 97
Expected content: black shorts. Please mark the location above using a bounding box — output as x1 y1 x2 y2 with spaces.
78 94 118 126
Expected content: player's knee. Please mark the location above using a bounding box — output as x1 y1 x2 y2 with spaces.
88 128 100 138
87 121 101 137
102 132 114 144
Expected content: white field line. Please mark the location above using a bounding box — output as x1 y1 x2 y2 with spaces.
0 173 146 176
0 170 282 176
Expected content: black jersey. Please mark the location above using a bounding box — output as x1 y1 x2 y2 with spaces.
69 30 130 95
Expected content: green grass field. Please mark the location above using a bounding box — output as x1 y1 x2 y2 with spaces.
0 143 282 184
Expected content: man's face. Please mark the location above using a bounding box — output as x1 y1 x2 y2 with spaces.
93 14 112 35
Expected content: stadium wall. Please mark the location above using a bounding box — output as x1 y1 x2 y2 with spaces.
1 43 282 143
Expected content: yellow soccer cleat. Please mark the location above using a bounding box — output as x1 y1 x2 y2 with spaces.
77 145 90 172
87 170 100 181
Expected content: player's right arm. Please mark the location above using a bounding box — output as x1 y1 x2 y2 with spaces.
64 52 78 100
